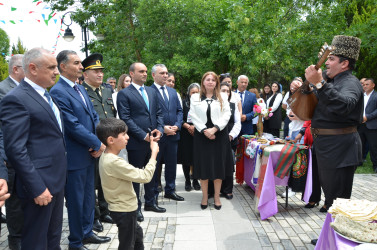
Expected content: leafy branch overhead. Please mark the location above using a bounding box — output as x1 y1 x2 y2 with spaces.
44 0 377 93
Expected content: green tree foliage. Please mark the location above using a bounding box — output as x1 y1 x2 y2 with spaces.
45 0 377 92
0 28 10 81
11 38 28 54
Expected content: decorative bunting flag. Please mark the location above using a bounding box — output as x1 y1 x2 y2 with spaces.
36 1 42 6
11 7 16 11
10 20 15 24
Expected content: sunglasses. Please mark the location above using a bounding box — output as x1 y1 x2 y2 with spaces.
220 73 231 77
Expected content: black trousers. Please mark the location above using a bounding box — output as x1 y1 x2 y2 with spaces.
318 165 355 207
110 210 144 250
358 124 377 170
309 151 321 203
5 166 23 241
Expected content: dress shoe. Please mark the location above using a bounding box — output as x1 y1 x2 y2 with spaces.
319 206 328 213
1 213 6 223
157 185 163 193
68 246 89 250
201 200 208 209
214 204 222 210
311 239 318 245
92 219 103 232
192 179 201 190
8 238 21 250
225 194 233 200
137 210 144 222
305 202 319 209
164 192 184 201
82 234 111 244
100 214 114 224
144 204 166 213
185 180 192 191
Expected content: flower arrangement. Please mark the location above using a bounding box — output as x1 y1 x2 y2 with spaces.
253 99 273 118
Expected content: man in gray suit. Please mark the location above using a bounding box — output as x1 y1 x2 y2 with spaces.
0 54 24 250
359 78 377 172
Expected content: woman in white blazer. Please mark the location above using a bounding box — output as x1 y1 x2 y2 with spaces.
189 71 232 210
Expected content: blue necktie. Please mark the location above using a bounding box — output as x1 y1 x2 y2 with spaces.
239 91 244 105
44 90 62 131
73 84 87 107
160 86 169 107
139 86 149 110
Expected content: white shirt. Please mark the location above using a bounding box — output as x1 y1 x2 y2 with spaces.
282 92 290 115
230 92 241 105
132 82 149 103
153 82 169 101
266 93 283 112
24 77 61 123
229 104 241 140
9 76 20 86
364 90 374 117
236 90 245 104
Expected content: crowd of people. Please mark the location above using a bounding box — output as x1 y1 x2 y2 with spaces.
0 34 373 249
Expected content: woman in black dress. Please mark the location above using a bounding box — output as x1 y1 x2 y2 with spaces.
260 83 272 102
177 83 201 191
190 72 231 210
264 82 283 137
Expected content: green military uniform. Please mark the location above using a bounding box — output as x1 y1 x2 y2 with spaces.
82 82 116 119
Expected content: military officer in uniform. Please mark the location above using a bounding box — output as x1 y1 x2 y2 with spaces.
81 53 116 232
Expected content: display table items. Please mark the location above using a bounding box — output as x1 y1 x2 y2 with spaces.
235 135 312 220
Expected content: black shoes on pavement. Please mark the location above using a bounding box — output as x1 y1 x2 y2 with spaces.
92 219 103 233
82 234 111 244
164 192 184 201
144 204 166 213
137 210 144 222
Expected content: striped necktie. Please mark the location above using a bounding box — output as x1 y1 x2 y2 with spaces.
160 86 169 107
44 90 62 131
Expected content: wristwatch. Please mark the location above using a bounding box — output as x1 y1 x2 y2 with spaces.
315 80 326 89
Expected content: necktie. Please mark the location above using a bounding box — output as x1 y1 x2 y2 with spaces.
73 84 87 107
139 86 149 110
160 86 169 107
239 91 244 105
44 90 62 131
95 88 102 99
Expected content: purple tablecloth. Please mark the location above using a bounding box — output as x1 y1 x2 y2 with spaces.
244 147 313 220
315 213 359 250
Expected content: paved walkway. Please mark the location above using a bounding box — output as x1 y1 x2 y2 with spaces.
0 168 376 250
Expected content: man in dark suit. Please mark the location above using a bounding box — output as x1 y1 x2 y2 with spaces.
150 64 184 201
50 50 110 250
0 54 24 250
358 78 377 172
117 62 165 222
0 48 66 250
81 53 115 231
235 75 257 135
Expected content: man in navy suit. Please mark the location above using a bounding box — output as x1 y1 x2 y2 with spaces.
0 48 66 250
50 50 110 250
235 75 257 135
358 78 377 172
150 64 184 201
0 54 24 250
117 62 165 222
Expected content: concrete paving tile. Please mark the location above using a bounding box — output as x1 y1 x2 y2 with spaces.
280 239 295 250
271 243 285 250
259 236 272 247
176 202 212 217
217 239 262 250
214 222 258 241
176 216 213 225
266 232 280 243
173 240 217 250
290 236 304 247
175 224 215 241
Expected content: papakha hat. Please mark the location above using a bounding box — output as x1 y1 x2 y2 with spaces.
330 35 361 61
82 53 104 71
